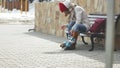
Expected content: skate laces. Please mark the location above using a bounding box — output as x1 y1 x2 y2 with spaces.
68 36 76 43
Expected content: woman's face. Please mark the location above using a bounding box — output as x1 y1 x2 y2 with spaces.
64 10 70 16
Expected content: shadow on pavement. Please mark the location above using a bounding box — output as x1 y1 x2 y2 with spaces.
25 31 66 43
25 31 120 64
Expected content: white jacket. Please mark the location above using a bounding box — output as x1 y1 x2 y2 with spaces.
72 6 91 31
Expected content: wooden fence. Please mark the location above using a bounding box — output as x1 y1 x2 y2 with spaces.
1 0 29 12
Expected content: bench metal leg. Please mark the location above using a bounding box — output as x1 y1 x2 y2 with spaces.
81 36 88 45
89 36 94 51
114 46 117 51
89 36 117 51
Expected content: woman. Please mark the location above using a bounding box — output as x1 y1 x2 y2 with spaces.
59 0 91 50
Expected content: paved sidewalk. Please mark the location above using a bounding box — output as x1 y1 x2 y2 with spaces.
0 25 120 68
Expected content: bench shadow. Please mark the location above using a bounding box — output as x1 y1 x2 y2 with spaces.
25 31 120 64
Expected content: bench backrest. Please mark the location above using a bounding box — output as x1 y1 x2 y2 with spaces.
89 18 106 33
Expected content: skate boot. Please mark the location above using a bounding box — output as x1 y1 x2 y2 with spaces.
64 37 76 50
64 31 79 50
60 41 67 48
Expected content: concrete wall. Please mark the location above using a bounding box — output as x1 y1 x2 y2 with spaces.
35 2 66 37
74 0 120 14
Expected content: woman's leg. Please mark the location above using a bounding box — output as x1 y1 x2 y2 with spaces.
66 21 75 39
60 23 87 50
67 24 87 49
60 21 75 48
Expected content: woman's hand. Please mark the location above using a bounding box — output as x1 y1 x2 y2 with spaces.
60 25 67 30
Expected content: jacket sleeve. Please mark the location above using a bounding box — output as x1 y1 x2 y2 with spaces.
74 6 83 24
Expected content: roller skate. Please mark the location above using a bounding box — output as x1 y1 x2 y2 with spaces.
60 37 76 50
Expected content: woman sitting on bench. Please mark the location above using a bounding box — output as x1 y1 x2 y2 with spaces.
58 0 91 50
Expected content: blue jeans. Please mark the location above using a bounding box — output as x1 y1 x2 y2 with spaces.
67 21 76 33
64 21 87 47
67 21 87 33
71 23 87 33
66 21 87 39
